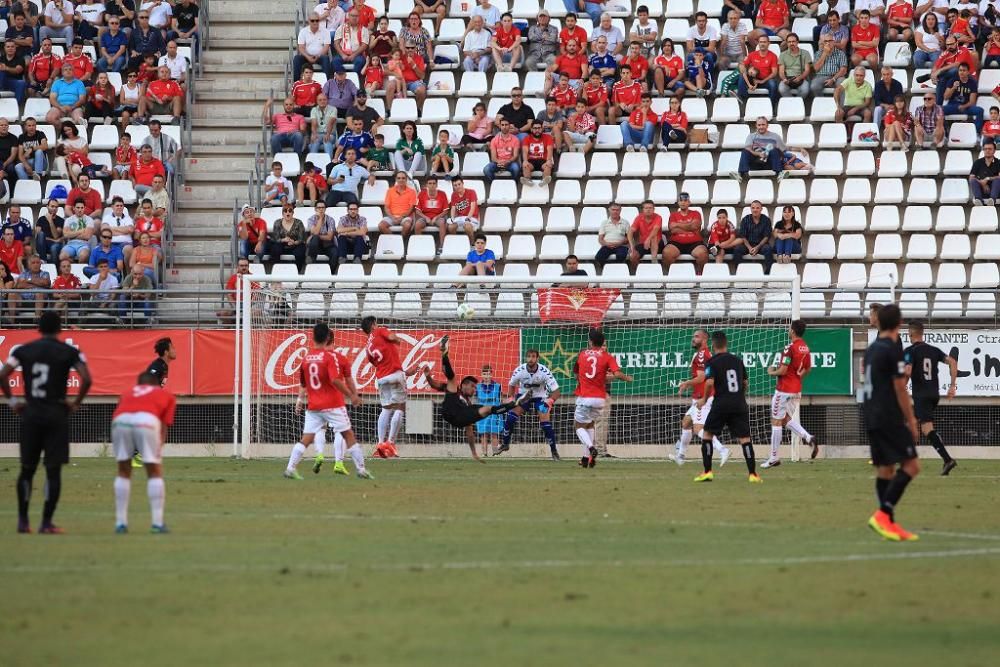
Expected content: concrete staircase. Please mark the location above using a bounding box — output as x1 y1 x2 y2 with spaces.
167 0 297 287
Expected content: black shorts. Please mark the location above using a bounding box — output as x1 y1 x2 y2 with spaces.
913 395 939 423
442 393 483 429
667 240 708 255
527 159 547 171
867 423 918 467
703 400 751 439
635 240 665 257
20 405 70 467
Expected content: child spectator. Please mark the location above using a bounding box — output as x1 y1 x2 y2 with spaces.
563 99 597 154
113 132 136 180
950 9 975 46
458 232 496 278
476 365 502 458
984 106 1000 142
56 144 111 186
721 66 754 96
264 161 293 205
708 210 738 263
363 133 392 172
986 28 1000 68
429 129 455 177
296 160 328 203
684 50 713 97
361 54 384 95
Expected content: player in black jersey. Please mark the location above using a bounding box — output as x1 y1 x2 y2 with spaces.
694 331 761 483
134 337 177 468
903 321 958 476
863 304 921 542
421 336 530 461
0 311 92 534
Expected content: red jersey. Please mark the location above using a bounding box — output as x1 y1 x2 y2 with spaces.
113 384 177 426
401 54 425 83
628 107 658 126
560 26 588 51
333 350 353 385
115 144 136 167
936 46 977 76
756 0 789 29
301 348 346 410
612 80 642 107
668 209 704 245
522 133 553 161
417 189 449 217
886 1 913 23
64 53 93 81
365 326 402 378
494 26 520 49
67 187 102 215
951 17 970 36
365 62 385 87
28 52 62 83
622 56 648 81
744 49 778 79
554 52 587 79
575 348 620 398
225 273 262 301
0 240 23 270
52 274 81 290
851 24 880 57
135 216 165 244
147 79 183 100
581 81 608 106
984 120 1000 137
291 80 322 107
551 84 577 108
660 110 688 130
883 110 913 133
630 213 662 242
132 157 166 186
450 188 478 217
690 347 712 399
653 54 683 79
242 217 268 244
356 3 376 29
776 338 812 393
708 220 735 245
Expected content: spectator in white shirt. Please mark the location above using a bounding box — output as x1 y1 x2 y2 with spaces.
462 15 491 71
157 40 188 84
42 0 75 43
294 13 332 81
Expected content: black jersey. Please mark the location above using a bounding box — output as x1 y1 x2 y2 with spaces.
146 357 169 387
903 342 949 398
863 336 906 428
441 391 482 428
704 351 748 405
8 337 84 410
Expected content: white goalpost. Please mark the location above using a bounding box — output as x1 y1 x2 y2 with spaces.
235 273 802 460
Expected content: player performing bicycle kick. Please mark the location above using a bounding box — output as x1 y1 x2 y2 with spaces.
421 336 532 461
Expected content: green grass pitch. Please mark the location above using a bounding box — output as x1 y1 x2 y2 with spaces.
2 458 1000 667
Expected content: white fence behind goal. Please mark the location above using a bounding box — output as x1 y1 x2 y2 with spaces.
236 275 801 460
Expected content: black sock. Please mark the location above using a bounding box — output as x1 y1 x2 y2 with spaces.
742 443 756 475
880 469 912 518
41 465 62 526
927 430 952 463
491 403 513 415
701 439 713 473
875 477 891 509
441 352 455 381
16 465 35 524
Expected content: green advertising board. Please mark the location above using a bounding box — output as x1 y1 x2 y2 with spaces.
521 327 853 396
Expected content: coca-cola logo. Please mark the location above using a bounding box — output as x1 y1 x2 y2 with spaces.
261 331 443 392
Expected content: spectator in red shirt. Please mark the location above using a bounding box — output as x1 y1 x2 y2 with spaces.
448 177 480 244
659 96 689 149
218 258 263 322
50 257 82 316
886 0 914 42
850 10 881 69
932 38 977 105
619 93 657 151
558 13 588 54
67 173 104 220
609 64 642 124
491 13 523 72
551 73 578 110
384 45 427 114
708 209 741 263
983 106 1000 141
132 144 166 196
0 227 25 274
652 39 686 98
580 71 608 125
545 38 588 96
750 0 790 43
663 193 709 272
413 176 450 251
739 35 779 105
520 121 554 185
144 65 184 122
290 65 323 116
621 42 649 91
883 95 914 149
484 119 522 181
64 38 94 85
627 200 664 268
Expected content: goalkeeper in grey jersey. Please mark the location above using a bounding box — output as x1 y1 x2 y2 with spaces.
497 349 562 460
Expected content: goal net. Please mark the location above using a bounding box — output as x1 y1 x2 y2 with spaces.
236 274 809 460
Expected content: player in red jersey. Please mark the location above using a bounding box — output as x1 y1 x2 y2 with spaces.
111 372 177 534
361 315 416 458
672 329 732 466
572 328 632 468
327 347 360 476
764 319 818 467
284 323 371 480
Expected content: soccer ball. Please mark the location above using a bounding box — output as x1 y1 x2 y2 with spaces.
456 303 476 320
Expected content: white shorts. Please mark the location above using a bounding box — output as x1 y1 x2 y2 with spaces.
684 397 713 426
771 391 801 420
303 407 352 435
112 412 163 464
452 215 480 230
376 370 407 407
574 397 606 424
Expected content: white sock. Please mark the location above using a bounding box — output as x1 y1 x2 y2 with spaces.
114 476 130 527
388 410 404 442
147 477 165 526
314 430 326 456
786 419 812 442
334 433 345 462
712 436 728 454
677 428 692 453
770 426 783 459
576 427 594 455
347 444 366 473
286 443 306 472
377 409 392 443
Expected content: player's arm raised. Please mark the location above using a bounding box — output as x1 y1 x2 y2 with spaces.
68 359 92 412
421 364 448 392
944 355 958 399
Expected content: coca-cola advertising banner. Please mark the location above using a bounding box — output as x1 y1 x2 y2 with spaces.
0 329 195 395
194 329 521 395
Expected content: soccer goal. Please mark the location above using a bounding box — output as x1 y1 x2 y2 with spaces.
234 272 804 460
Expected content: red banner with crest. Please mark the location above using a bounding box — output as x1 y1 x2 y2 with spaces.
537 288 622 324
